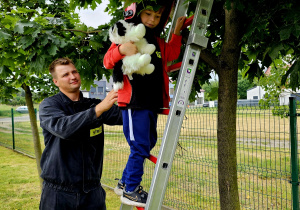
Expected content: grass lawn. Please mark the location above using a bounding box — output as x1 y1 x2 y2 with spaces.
0 104 295 209
0 146 121 210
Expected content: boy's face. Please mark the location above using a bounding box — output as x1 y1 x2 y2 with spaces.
140 9 163 29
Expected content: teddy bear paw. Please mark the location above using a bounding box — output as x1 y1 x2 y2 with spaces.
138 54 151 66
134 24 146 39
137 64 155 75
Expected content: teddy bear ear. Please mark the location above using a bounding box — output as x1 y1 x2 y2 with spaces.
116 21 126 37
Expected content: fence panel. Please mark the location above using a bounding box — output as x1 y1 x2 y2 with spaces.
236 105 291 209
102 105 295 209
0 109 14 149
0 108 38 157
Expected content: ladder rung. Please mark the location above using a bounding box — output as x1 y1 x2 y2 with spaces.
182 15 194 30
148 154 157 164
167 62 182 72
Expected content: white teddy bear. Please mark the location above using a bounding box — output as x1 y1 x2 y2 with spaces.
109 19 156 91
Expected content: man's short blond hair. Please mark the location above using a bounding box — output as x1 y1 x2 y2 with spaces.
49 57 75 77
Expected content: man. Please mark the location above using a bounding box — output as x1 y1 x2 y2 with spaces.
39 57 122 210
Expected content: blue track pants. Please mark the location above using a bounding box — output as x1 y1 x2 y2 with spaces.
121 109 158 192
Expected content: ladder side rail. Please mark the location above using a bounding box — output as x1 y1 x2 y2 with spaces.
145 0 214 209
166 0 189 43
166 0 189 89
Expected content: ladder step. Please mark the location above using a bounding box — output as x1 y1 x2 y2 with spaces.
182 15 194 30
148 154 157 164
167 62 182 72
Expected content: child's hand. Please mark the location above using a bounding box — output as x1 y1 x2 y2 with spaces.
174 16 186 36
119 41 138 56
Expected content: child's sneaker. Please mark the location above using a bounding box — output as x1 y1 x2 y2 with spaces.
114 179 125 196
121 185 148 207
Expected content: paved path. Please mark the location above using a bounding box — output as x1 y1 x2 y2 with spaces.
0 113 39 123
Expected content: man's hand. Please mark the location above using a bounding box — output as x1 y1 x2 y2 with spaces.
95 90 118 117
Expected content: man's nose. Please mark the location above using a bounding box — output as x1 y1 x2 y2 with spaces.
70 73 76 79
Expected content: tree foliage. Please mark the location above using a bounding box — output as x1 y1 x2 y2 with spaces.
238 71 254 99
1 0 299 208
0 0 114 189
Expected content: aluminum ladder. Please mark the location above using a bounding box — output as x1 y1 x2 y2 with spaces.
120 0 214 209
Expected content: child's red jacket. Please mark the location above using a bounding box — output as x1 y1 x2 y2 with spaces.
103 34 182 115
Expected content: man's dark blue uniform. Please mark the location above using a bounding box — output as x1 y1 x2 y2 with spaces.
39 92 122 210
39 58 122 210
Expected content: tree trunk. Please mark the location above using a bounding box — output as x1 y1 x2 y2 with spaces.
217 3 241 210
22 83 43 190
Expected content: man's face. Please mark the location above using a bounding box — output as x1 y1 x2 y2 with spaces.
52 63 81 93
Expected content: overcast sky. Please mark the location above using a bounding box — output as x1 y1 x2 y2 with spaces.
75 0 112 28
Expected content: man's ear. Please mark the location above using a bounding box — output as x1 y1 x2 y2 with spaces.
53 78 59 87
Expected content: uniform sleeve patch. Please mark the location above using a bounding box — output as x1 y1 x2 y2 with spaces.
90 125 103 137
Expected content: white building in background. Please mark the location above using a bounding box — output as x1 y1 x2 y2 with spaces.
246 66 300 105
279 89 300 105
193 90 205 105
247 86 265 100
247 86 300 106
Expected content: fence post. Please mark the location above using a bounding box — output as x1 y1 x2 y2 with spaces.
289 97 299 210
11 108 15 150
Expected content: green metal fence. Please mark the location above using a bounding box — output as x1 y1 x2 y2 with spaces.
0 101 299 209
0 108 38 157
102 102 296 209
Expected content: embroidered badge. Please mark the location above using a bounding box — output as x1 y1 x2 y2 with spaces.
90 125 103 137
156 51 161 58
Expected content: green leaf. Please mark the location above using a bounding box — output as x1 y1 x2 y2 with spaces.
245 62 263 83
60 40 68 48
34 16 49 25
293 24 300 38
40 34 49 46
0 30 11 40
279 27 292 41
207 87 219 100
89 40 103 50
30 56 46 73
14 21 35 34
268 44 284 60
47 44 58 56
286 59 300 91
19 36 35 50
2 15 19 29
0 66 12 77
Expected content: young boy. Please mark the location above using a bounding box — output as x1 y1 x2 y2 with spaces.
103 1 186 207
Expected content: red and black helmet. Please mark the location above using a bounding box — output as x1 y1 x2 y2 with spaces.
124 3 137 20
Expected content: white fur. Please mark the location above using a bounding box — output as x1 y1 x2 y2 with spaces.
113 82 124 92
109 20 146 44
109 20 156 90
136 38 156 55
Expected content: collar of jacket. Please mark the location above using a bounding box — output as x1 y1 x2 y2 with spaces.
58 91 84 105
